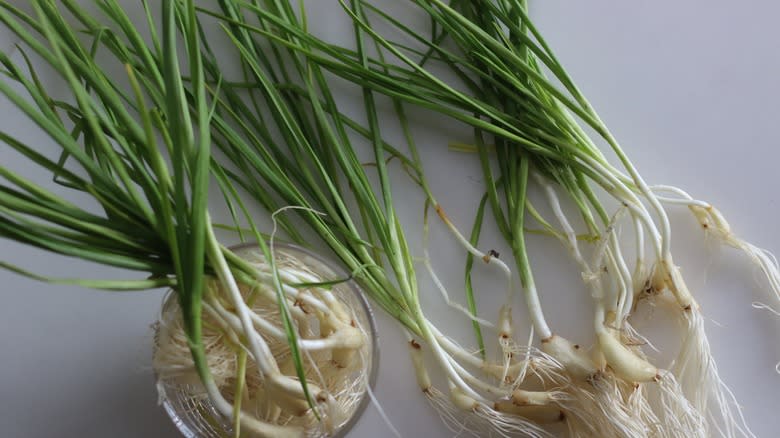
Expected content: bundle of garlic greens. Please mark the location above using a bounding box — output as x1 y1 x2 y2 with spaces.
0 1 373 436
2 0 778 437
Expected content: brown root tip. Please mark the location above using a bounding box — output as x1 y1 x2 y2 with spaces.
633 383 640 391
482 254 492 263
410 339 422 350
350 319 356 327
500 333 510 339
683 304 692 312
573 344 580 350
558 411 566 422
540 335 553 344
422 387 431 395
316 393 327 403
653 374 662 383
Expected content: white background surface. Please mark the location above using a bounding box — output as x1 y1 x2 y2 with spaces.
1 1 779 437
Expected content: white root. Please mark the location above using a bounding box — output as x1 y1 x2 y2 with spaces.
650 372 706 438
424 386 481 437
519 353 648 438
562 376 649 438
692 204 780 314
474 404 556 438
671 309 755 438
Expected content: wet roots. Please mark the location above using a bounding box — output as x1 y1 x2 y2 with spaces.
153 249 373 437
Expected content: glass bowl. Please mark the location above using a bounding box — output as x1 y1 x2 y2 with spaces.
154 243 379 437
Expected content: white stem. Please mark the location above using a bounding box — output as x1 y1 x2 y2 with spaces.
241 270 333 315
202 298 245 348
632 215 646 297
427 323 483 368
406 332 432 392
574 149 665 258
445 353 510 397
206 217 279 376
422 204 501 329
608 232 633 325
422 253 497 329
535 172 587 267
654 195 711 208
604 248 623 314
418 317 489 404
207 299 359 353
432 203 513 280
581 109 673 258
521 277 553 341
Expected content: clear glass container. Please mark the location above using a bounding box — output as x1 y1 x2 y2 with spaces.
154 243 379 437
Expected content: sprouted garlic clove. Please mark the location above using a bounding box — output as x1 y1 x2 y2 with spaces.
510 389 555 407
330 325 363 367
408 339 432 392
449 385 479 412
541 335 598 381
498 304 513 339
653 259 697 311
597 330 658 383
481 360 530 383
493 401 565 423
